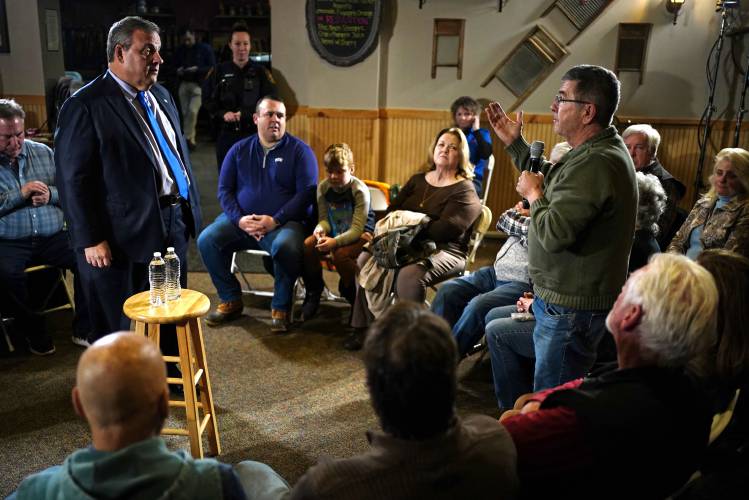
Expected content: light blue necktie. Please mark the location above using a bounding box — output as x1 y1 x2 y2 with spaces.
136 91 189 200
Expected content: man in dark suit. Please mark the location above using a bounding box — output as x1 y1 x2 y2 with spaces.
55 16 202 341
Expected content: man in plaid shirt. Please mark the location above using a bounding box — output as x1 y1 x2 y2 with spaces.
0 99 89 355
431 202 533 356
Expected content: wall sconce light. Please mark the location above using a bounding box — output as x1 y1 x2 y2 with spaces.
666 0 685 25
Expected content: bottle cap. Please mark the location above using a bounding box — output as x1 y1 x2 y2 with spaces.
153 252 161 257
167 247 175 252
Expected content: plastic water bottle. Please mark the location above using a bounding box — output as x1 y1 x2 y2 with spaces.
149 252 166 306
164 246 181 301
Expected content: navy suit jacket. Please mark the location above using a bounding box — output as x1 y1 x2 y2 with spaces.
54 72 202 263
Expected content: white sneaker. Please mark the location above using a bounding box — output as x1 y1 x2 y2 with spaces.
71 335 90 348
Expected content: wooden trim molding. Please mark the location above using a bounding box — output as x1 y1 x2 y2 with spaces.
306 107 380 119
1 94 48 129
283 105 742 228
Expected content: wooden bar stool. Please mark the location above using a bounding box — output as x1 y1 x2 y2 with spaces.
123 289 220 458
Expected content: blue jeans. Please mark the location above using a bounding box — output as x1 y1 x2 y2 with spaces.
532 295 608 391
234 461 290 500
197 213 305 312
485 305 536 410
430 266 530 356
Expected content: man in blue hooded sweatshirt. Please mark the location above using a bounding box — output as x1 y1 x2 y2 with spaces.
10 332 289 500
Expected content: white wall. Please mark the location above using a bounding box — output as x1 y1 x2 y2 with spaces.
273 0 742 119
271 0 382 109
0 0 45 95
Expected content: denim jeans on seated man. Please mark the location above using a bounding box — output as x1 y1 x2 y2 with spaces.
485 304 536 410
197 213 305 312
531 295 608 391
430 265 531 357
234 461 291 500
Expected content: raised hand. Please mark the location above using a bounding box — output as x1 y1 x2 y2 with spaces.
486 101 523 146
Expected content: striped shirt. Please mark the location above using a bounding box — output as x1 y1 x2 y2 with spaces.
0 140 64 239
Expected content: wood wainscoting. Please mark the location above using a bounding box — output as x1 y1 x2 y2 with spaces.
1 94 47 130
4 95 734 222
286 107 746 220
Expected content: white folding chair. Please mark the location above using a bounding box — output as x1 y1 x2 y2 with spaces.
481 154 495 206
230 250 303 320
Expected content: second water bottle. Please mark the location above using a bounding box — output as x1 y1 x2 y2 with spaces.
164 246 181 301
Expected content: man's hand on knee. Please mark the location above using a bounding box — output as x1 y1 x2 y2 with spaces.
244 214 278 237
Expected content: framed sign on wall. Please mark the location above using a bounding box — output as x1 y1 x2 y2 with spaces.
306 0 382 66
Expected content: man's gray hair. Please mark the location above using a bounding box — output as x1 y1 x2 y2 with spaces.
107 16 160 62
0 99 25 120
635 172 666 235
622 124 661 157
562 65 620 128
623 253 717 368
549 141 572 164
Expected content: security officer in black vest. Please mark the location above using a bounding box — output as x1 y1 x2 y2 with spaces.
204 22 276 172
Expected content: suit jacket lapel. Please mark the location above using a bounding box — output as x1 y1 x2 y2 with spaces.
101 73 160 170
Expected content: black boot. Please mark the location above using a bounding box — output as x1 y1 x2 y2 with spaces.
301 289 323 321
343 328 366 351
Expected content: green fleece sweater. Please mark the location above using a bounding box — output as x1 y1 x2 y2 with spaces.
507 126 637 310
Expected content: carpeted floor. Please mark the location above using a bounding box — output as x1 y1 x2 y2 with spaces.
0 138 504 496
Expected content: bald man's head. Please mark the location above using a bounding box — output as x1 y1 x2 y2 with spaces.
74 332 168 437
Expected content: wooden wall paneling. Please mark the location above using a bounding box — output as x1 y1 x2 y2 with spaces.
285 107 748 220
647 120 745 208
305 108 378 181
285 109 311 145
2 94 47 129
379 109 451 188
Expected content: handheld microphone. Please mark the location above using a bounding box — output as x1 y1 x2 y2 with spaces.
522 141 545 208
529 140 545 173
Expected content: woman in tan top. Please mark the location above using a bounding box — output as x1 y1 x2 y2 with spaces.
346 127 482 350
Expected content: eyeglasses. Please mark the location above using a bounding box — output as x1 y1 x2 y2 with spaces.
553 94 592 106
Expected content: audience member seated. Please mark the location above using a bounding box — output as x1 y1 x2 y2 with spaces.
629 171 666 272
0 98 90 354
450 96 492 196
623 124 686 248
668 147 749 259
290 303 519 500
198 96 317 332
345 128 481 350
431 202 532 357
485 171 667 411
430 141 569 357
500 254 717 499
301 143 375 319
9 331 290 500
675 249 749 499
